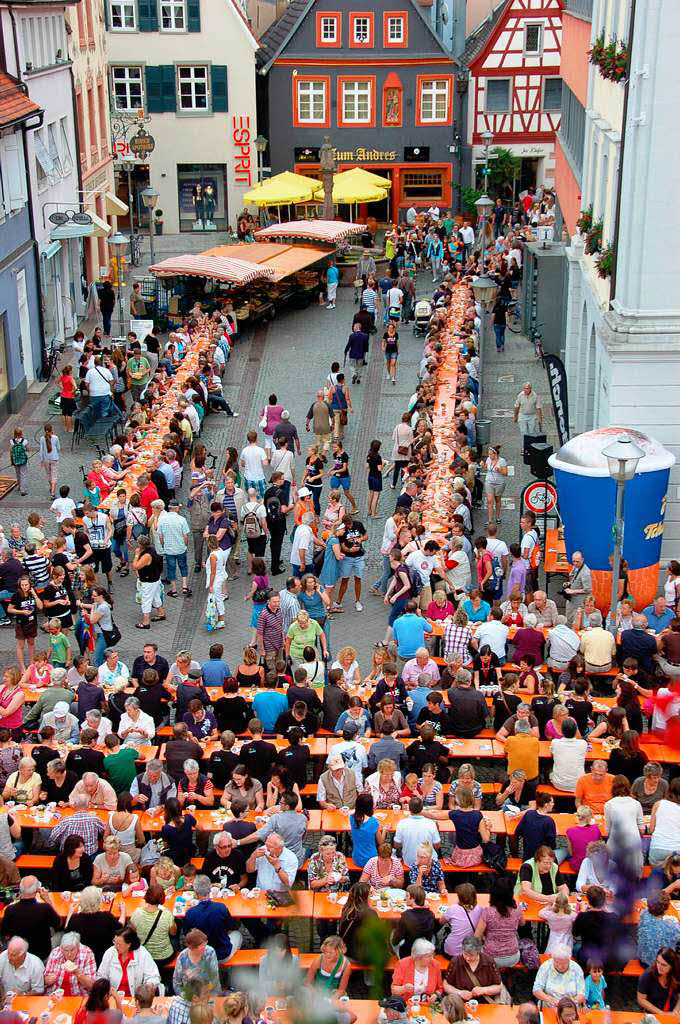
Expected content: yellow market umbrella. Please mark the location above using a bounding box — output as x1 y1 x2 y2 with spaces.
331 167 391 202
343 167 392 189
243 170 322 206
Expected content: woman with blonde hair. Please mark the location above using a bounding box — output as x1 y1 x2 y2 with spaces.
449 764 482 810
235 645 265 688
305 935 351 996
364 758 401 808
433 994 467 1024
331 646 360 687
219 992 253 1024
93 835 133 889
150 855 181 894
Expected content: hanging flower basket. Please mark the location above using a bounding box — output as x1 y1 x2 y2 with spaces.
589 32 628 83
584 218 603 256
576 206 593 235
595 244 615 279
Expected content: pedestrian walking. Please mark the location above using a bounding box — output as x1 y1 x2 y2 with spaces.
240 431 269 499
263 472 289 576
158 500 192 598
132 536 165 629
9 429 29 496
492 299 507 352
514 382 543 436
58 365 77 433
330 374 352 441
205 534 229 630
302 448 325 517
391 413 414 489
99 280 116 336
344 322 369 384
382 322 399 385
329 440 357 513
240 488 269 575
367 440 388 519
38 424 60 499
305 389 333 456
326 259 339 309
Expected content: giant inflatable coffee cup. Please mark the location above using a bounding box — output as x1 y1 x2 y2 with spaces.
548 427 675 612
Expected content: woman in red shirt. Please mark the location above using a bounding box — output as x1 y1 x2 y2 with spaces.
58 365 77 433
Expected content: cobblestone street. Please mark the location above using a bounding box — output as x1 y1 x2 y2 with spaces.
0 260 557 673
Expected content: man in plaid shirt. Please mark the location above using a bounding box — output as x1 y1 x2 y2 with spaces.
44 932 96 994
167 979 205 1024
48 793 105 856
443 612 474 664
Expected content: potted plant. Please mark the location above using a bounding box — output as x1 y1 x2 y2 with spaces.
595 244 615 279
576 206 593 235
584 218 603 256
154 209 164 235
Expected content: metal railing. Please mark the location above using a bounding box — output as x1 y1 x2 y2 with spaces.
565 0 593 20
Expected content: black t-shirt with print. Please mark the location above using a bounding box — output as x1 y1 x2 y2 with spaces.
8 594 37 627
341 520 366 558
332 450 350 479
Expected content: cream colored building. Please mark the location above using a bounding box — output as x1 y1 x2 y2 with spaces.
105 0 258 235
66 0 121 283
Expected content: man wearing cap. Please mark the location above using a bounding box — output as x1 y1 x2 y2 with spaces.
158 500 192 599
514 382 543 437
273 410 301 456
380 996 410 1024
41 701 79 744
317 751 359 809
24 670 73 728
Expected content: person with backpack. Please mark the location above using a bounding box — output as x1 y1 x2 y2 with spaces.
9 429 29 496
520 511 542 592
239 488 268 576
263 471 289 577
475 536 503 606
330 373 352 442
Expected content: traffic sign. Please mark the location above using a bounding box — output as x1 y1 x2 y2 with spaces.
523 480 558 515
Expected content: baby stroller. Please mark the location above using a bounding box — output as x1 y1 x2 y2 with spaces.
413 298 433 336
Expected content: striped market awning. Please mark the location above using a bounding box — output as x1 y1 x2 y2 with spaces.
148 254 275 284
254 220 364 243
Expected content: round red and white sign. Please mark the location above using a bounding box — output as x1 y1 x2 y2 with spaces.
524 481 558 515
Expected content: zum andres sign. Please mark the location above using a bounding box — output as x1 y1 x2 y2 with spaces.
333 148 397 161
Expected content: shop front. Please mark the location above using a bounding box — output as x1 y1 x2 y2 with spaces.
472 142 556 196
177 165 228 233
293 148 452 226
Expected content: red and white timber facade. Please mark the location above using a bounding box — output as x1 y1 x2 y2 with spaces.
467 0 562 189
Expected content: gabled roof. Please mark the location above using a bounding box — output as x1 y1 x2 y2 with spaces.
0 71 42 130
257 0 456 72
461 0 508 68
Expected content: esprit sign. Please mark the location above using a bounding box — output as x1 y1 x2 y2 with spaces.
232 115 252 187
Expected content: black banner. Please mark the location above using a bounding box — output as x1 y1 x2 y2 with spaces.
544 353 570 447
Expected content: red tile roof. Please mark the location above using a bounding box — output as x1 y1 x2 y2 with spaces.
0 71 42 129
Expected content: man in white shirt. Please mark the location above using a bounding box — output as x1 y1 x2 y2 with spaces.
475 609 509 662
387 284 403 314
51 490 76 523
394 796 441 867
240 430 269 499
85 708 113 744
84 357 114 420
510 242 523 268
158 500 191 597
406 206 417 226
0 937 44 993
443 537 471 597
178 398 200 435
427 205 440 221
460 223 475 259
290 512 315 578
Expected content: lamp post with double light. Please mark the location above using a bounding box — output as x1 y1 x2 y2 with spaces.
108 231 129 337
602 436 645 634
480 129 494 193
140 186 159 267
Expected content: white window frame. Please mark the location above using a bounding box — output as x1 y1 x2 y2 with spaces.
485 77 510 113
387 16 404 43
111 65 144 112
47 121 63 177
177 65 210 111
342 80 371 123
524 22 544 55
297 80 326 124
160 0 186 32
109 0 136 31
59 116 74 175
419 79 449 123
33 126 51 191
352 15 370 43
320 15 337 42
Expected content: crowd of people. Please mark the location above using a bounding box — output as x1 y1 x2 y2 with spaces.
0 200 678 1024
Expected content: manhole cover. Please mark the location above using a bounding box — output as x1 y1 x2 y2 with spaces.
491 409 514 418
497 374 515 383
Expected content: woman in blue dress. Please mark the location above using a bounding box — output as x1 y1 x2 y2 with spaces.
319 521 345 606
299 572 332 655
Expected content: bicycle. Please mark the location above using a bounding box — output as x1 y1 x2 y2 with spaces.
39 338 63 382
531 324 545 361
506 300 523 333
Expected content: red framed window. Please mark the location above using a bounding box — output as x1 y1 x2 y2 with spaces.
349 11 374 48
416 74 453 125
337 76 376 127
382 71 403 127
315 11 341 48
293 76 330 128
383 11 408 48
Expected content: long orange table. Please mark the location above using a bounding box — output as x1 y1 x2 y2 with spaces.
320 808 506 835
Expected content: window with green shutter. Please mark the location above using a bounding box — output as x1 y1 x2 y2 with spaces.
211 66 228 112
187 0 200 31
145 65 177 112
137 0 159 31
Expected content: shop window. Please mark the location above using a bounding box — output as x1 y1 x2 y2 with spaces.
177 65 209 111
486 78 510 112
111 66 143 111
401 170 444 201
294 78 329 126
416 76 452 124
349 12 374 47
339 78 374 126
109 0 135 30
524 22 543 55
543 77 562 110
316 12 341 47
383 11 407 47
161 0 186 31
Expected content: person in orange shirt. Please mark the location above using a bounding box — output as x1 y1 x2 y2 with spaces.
294 488 318 535
574 760 614 815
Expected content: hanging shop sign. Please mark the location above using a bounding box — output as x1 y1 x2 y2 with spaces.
129 128 155 159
